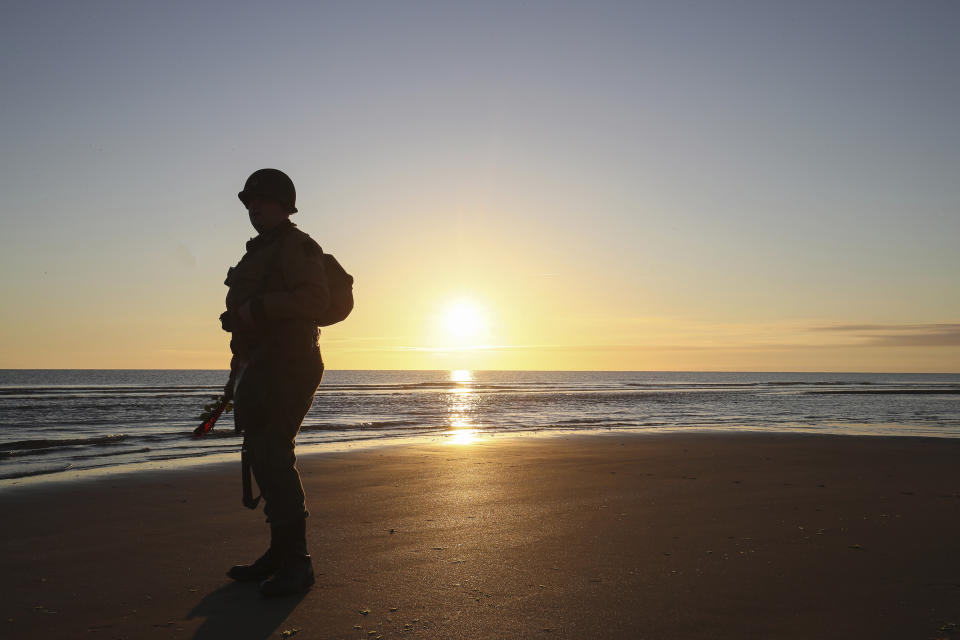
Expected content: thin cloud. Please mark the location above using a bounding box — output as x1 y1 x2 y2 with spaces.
810 323 960 347
381 343 752 353
337 324 960 355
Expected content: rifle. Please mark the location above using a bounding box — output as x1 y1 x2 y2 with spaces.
193 395 232 437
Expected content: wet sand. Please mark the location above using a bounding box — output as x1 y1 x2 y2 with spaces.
1 432 959 639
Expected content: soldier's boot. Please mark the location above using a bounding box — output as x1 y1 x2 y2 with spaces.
259 518 314 597
227 528 282 582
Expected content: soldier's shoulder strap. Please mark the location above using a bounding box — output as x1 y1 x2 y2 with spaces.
255 231 288 294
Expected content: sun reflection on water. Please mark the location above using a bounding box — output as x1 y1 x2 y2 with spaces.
450 369 473 383
446 370 479 444
447 426 479 445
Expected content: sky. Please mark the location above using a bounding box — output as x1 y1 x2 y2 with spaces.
1 0 958 372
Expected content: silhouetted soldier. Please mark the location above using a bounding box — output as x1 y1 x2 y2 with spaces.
220 168 327 596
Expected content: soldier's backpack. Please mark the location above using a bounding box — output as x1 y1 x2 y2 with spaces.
317 252 354 326
255 227 354 328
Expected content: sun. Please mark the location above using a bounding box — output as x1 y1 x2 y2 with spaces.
442 299 486 340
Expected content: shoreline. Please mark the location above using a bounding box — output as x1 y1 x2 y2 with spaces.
3 425 960 491
2 431 959 639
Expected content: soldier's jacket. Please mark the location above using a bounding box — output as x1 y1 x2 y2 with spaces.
224 220 330 368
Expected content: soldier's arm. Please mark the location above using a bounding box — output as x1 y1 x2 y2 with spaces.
256 235 331 323
224 353 239 401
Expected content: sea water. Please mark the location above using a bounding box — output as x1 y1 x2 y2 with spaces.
1 369 958 481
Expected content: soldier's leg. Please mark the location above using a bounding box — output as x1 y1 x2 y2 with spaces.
227 387 282 581
256 353 323 525
250 431 306 525
256 352 324 597
228 380 312 583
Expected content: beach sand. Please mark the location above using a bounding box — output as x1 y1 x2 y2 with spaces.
2 432 959 639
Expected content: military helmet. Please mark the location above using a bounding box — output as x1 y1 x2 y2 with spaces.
238 168 298 213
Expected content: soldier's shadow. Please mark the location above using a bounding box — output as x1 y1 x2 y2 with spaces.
188 581 306 640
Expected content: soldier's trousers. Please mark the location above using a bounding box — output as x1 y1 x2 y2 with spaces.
234 349 324 526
